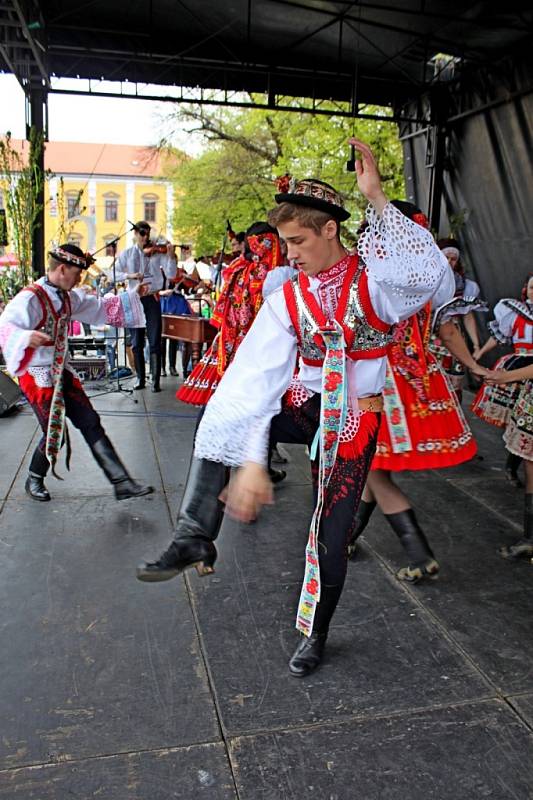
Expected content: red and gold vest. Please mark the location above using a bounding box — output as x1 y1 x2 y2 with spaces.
23 283 71 341
283 255 392 367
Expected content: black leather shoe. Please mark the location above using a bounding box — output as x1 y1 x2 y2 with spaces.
289 632 327 677
114 478 154 500
169 367 178 376
89 436 153 499
133 380 145 390
25 473 51 502
136 537 217 582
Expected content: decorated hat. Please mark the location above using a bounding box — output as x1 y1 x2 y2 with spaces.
48 243 93 269
275 175 350 222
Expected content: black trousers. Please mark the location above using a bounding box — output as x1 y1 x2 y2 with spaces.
130 295 162 360
21 369 106 453
270 395 379 589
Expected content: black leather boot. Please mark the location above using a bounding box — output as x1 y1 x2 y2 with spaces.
505 452 523 488
150 353 161 393
499 493 533 560
347 499 377 560
137 456 229 582
133 352 146 390
89 436 154 499
289 584 342 677
385 508 439 583
25 447 51 502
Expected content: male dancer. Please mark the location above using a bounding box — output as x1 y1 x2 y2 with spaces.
0 244 153 502
115 221 177 392
137 140 454 677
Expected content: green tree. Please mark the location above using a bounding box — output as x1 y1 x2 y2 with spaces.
0 129 49 297
161 100 404 253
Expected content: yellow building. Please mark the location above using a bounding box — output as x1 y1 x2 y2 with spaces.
5 140 178 259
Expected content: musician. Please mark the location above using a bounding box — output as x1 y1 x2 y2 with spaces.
114 221 177 392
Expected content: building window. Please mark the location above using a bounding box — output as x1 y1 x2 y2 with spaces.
144 200 156 222
67 195 80 219
105 198 118 222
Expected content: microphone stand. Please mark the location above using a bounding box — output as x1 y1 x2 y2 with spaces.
87 229 137 403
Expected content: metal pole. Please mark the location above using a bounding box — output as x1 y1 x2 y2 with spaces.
26 83 48 278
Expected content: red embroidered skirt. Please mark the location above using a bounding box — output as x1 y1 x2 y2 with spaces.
372 359 477 472
176 342 220 406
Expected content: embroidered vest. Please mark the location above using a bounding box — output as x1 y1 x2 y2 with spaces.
508 300 533 353
283 256 392 366
23 283 71 340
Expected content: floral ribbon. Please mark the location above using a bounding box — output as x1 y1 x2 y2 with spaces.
296 321 347 636
45 301 70 478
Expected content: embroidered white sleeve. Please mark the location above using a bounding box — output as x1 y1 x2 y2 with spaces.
492 300 517 340
0 291 42 374
194 294 297 467
359 202 450 319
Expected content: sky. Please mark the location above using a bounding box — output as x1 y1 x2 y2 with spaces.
0 74 199 153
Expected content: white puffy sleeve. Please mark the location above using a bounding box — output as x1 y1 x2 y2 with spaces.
359 202 452 322
464 278 480 299
0 291 43 375
488 299 516 344
194 289 297 467
69 289 146 328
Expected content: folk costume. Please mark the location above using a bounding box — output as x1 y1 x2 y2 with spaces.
114 221 177 392
137 180 453 676
430 240 481 399
500 378 533 560
177 223 282 406
0 245 153 502
344 207 482 581
472 298 533 428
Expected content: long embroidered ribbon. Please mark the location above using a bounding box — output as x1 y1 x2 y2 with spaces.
46 305 69 478
383 363 413 455
296 321 346 636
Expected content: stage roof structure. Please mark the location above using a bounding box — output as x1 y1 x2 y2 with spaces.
1 2 532 295
1 1 532 117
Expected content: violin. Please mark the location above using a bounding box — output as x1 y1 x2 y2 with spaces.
143 241 172 257
170 267 200 290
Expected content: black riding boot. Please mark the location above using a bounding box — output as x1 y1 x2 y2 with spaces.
499 493 533 560
385 508 439 583
136 456 229 582
505 452 523 488
289 584 343 677
347 499 377 560
25 446 51 502
133 352 146 390
89 436 154 500
150 353 161 393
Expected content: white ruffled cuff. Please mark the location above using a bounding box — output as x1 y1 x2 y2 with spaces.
194 398 271 467
0 323 34 375
358 202 448 313
487 319 511 345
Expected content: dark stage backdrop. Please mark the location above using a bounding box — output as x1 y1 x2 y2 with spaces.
400 55 533 325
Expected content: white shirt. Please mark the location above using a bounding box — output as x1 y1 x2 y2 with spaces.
114 245 177 292
194 203 455 467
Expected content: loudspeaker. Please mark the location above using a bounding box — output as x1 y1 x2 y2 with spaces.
0 371 23 416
